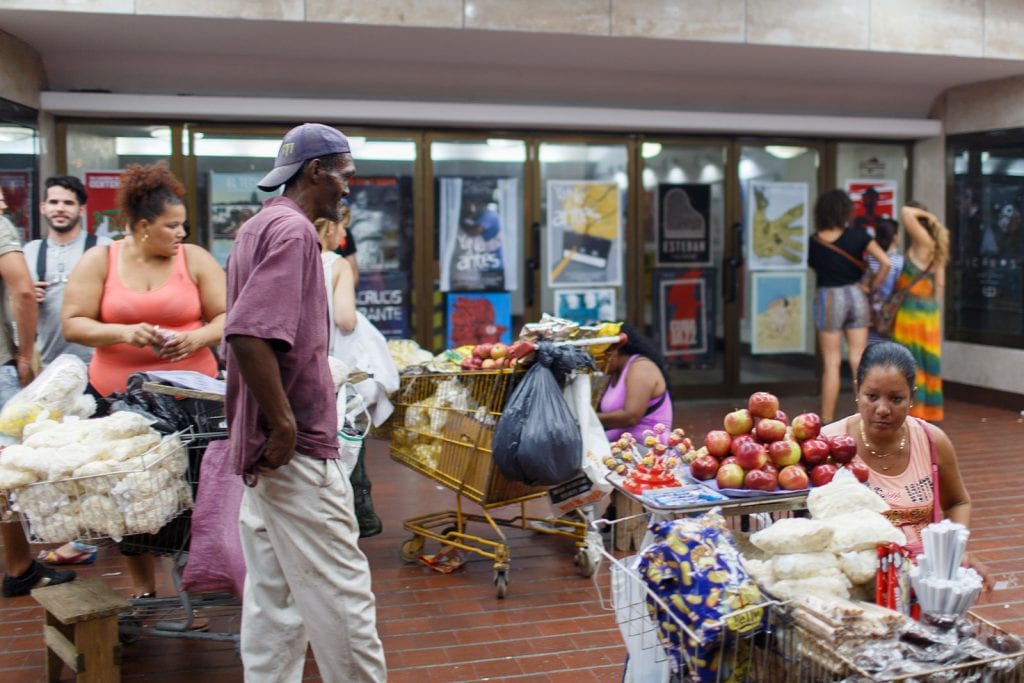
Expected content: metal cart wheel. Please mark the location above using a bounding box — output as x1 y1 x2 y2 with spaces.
493 570 509 599
575 547 596 578
400 535 425 562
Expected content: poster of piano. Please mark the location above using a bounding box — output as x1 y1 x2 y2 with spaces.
547 180 622 287
655 183 712 266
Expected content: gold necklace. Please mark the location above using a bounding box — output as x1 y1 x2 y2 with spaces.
859 420 906 471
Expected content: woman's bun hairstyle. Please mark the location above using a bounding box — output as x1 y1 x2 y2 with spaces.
117 162 186 227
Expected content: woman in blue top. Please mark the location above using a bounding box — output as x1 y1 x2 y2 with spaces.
808 190 889 423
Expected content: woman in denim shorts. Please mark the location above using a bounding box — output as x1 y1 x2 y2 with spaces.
808 190 890 423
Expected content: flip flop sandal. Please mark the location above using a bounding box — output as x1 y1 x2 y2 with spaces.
37 548 97 565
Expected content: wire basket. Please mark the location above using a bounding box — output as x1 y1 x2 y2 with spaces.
4 430 194 545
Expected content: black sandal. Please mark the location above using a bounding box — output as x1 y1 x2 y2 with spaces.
2 561 76 598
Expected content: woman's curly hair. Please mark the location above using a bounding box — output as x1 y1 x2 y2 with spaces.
116 162 186 228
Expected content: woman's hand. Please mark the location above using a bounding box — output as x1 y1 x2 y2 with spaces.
158 330 202 362
122 323 163 349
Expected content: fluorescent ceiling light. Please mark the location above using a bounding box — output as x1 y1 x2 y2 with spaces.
115 137 171 156
641 142 663 159
764 145 807 160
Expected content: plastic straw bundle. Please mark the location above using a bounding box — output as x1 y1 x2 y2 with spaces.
910 520 982 619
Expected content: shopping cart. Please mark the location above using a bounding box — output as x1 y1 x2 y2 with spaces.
389 335 622 598
592 515 785 683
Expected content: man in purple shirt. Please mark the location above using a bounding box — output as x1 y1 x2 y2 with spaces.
225 123 386 682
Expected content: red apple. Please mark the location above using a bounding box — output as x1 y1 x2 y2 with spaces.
778 464 810 490
723 409 754 436
720 456 739 468
768 439 802 468
690 454 720 481
810 464 838 487
490 343 508 359
734 439 768 471
745 468 778 492
730 434 755 457
460 357 474 371
481 358 497 370
843 461 871 483
800 438 831 467
704 430 733 458
473 343 493 360
716 463 746 489
755 418 787 444
774 409 789 426
748 392 780 419
791 413 822 441
827 434 858 464
761 462 778 477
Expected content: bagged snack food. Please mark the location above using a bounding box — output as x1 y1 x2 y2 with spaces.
838 549 879 585
0 355 91 438
770 552 841 581
750 517 834 554
824 510 904 553
807 468 889 519
767 574 851 600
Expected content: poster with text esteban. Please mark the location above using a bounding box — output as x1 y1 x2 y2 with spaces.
656 183 712 266
547 180 622 287
746 180 808 270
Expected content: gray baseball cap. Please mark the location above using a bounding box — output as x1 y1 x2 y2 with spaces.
257 123 351 191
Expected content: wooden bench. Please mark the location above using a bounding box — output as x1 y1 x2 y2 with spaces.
32 579 131 683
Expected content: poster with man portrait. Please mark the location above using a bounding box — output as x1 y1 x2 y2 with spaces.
438 177 519 292
652 269 715 366
208 171 276 266
845 179 898 236
554 288 616 326
547 180 622 287
656 183 711 266
0 170 32 241
348 177 403 273
745 181 808 270
750 271 807 354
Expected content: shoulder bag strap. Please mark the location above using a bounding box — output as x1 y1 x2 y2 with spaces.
813 233 867 271
878 258 935 308
36 238 47 282
916 417 941 523
84 232 97 250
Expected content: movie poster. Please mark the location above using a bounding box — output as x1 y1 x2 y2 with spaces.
547 180 622 287
207 172 276 265
0 170 32 241
355 271 409 339
953 178 1024 335
746 181 808 270
656 183 712 266
845 179 898 236
438 176 519 292
348 177 402 273
750 271 807 354
446 292 512 347
84 171 126 239
652 269 715 365
554 288 616 326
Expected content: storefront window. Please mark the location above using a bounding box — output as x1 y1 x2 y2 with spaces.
539 142 628 327
947 133 1024 345
0 98 39 241
432 138 527 350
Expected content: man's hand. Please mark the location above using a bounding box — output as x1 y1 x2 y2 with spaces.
33 280 48 303
15 354 36 386
256 419 298 471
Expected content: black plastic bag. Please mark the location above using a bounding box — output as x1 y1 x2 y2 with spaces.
492 355 582 486
105 372 193 434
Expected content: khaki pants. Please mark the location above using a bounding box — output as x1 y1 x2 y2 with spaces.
239 454 386 683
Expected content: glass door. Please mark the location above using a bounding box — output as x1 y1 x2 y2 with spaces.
734 143 822 391
639 141 728 390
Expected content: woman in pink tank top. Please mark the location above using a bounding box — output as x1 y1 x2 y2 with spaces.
597 325 673 443
820 341 970 556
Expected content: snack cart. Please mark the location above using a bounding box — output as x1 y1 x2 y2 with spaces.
388 335 621 598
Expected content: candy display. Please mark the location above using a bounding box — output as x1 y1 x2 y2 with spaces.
601 424 695 494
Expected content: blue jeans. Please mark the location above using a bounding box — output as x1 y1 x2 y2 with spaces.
0 364 20 408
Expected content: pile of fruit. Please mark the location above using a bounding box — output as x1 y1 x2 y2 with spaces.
602 425 695 494
689 392 868 493
457 341 536 371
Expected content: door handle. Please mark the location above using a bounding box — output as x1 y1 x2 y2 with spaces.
724 222 744 304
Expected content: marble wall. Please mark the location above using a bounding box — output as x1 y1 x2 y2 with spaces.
8 0 1024 59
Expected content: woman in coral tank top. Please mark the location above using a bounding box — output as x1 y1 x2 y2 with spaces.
61 162 225 599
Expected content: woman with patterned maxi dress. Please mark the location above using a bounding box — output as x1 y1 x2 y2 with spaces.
891 203 949 422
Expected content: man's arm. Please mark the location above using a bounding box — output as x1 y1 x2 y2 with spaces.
0 252 38 385
228 334 296 470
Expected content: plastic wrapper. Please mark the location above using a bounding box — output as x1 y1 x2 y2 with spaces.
0 444 54 479
838 550 878 585
824 510 904 553
770 552 840 581
387 339 434 371
807 468 889 519
46 443 108 480
740 557 774 588
77 494 126 538
750 517 834 554
0 466 37 489
0 355 90 438
767 574 851 600
404 378 482 434
638 512 767 682
518 314 579 341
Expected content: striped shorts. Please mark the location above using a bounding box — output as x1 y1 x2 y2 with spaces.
814 284 870 332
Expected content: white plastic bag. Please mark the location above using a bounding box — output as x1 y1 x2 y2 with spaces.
335 383 370 478
332 311 399 393
613 555 670 683
561 373 613 494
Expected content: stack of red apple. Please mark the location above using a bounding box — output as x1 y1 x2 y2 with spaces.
458 341 535 371
689 392 869 494
602 425 696 494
